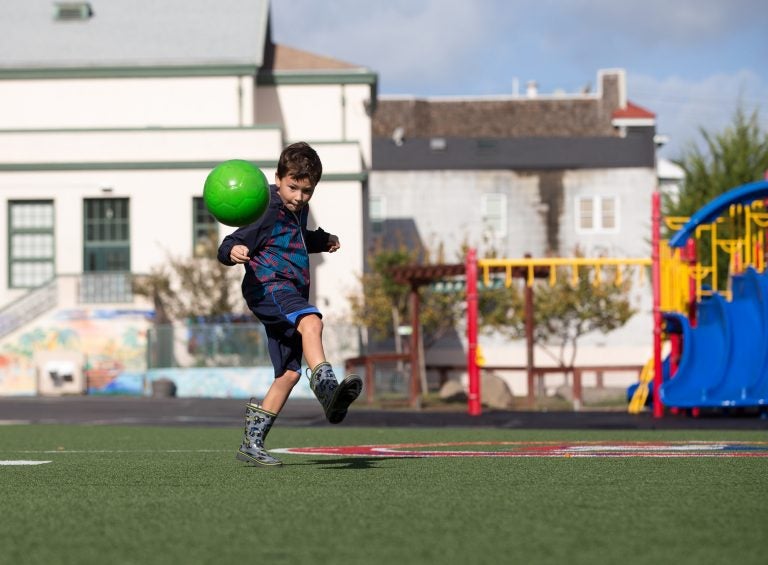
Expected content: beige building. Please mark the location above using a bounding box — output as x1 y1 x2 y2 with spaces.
0 0 376 396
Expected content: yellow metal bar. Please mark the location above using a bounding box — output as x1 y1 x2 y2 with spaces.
478 257 652 268
711 221 718 291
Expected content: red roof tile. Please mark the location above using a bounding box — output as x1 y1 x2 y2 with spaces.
612 101 655 120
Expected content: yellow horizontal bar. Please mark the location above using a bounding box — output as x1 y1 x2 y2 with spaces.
478 257 652 268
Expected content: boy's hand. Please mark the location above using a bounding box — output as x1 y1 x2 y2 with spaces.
327 234 340 253
230 244 250 264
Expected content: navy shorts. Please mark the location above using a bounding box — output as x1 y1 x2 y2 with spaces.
248 287 321 376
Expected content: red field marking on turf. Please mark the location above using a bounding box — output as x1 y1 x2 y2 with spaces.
274 441 768 458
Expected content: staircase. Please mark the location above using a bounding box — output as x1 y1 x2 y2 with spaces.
0 280 58 340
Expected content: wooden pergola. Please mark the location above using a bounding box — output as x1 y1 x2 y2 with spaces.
388 257 550 408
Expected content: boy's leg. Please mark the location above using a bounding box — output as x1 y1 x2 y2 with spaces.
297 314 363 424
236 400 282 467
236 372 300 467
262 370 301 414
308 362 363 424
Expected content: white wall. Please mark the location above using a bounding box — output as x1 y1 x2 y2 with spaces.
255 83 373 168
0 77 253 128
371 170 548 259
0 128 283 165
560 168 656 258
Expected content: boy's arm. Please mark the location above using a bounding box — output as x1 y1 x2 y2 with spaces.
217 223 264 265
304 227 335 253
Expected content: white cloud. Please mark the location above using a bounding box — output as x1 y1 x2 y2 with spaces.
630 70 768 159
271 0 489 90
270 0 768 156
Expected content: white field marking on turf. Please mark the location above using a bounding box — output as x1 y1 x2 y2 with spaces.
1 461 52 465
565 444 733 452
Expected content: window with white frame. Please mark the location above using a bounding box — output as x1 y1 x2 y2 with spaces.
370 195 385 234
575 196 619 233
8 200 55 288
481 193 507 238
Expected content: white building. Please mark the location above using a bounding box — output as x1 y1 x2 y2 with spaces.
0 1 376 395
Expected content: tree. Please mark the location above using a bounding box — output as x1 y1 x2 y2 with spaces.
347 247 462 349
664 106 768 283
349 245 636 376
132 237 247 323
479 264 635 369
666 106 768 220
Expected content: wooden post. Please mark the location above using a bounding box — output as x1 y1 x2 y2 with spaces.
409 284 422 409
366 357 375 404
524 253 535 410
573 368 582 411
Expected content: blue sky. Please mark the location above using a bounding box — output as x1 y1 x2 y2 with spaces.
272 0 768 159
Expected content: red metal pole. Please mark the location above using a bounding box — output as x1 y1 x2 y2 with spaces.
466 248 481 416
651 191 664 418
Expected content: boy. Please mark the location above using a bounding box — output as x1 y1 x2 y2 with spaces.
217 142 362 467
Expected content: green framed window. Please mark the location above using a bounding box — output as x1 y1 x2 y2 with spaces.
83 198 130 272
193 197 218 257
8 200 55 288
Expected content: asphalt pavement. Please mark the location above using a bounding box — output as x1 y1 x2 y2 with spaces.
1 396 767 430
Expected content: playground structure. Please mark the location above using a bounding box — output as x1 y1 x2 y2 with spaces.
466 178 768 416
651 179 768 415
348 177 768 417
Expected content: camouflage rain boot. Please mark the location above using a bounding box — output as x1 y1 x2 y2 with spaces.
308 362 363 424
235 400 282 467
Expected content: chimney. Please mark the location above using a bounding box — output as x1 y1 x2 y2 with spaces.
526 80 538 98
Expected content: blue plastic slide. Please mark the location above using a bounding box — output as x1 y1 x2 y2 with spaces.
660 267 768 408
707 268 765 405
660 294 730 408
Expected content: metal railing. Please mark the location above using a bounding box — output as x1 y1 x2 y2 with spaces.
0 272 140 340
146 323 271 369
0 279 58 339
78 272 134 304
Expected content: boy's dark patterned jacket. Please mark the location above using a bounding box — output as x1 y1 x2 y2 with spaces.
217 185 331 308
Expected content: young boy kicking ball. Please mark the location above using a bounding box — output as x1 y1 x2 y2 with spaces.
217 142 362 467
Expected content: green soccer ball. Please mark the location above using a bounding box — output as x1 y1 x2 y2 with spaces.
203 160 270 227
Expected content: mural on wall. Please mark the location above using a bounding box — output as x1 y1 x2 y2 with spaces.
144 367 317 399
0 308 152 396
0 307 327 399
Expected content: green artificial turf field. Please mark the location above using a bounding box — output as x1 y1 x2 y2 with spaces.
2 425 767 565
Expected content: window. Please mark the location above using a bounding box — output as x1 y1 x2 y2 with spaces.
8 201 55 288
83 198 130 272
576 196 619 233
54 2 94 21
370 196 385 235
481 193 507 238
193 197 218 257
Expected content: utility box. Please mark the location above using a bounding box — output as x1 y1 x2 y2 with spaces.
35 351 86 396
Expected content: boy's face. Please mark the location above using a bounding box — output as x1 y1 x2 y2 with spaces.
275 173 315 213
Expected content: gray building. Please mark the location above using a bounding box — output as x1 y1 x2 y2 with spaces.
369 69 657 262
368 69 658 380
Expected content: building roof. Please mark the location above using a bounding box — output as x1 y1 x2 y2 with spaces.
612 101 655 120
267 44 360 71
373 70 653 140
0 0 270 73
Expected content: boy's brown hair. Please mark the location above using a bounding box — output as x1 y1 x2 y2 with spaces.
276 142 323 186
